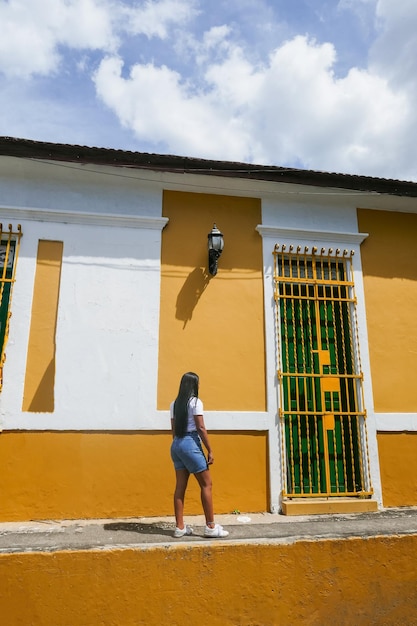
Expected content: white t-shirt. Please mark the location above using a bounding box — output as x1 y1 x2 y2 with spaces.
170 397 203 433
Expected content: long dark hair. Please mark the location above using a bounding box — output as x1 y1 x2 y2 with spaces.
173 372 199 437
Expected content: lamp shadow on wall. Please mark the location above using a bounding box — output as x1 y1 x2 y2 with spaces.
175 267 210 328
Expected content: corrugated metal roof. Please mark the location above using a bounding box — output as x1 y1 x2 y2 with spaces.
1 136 417 197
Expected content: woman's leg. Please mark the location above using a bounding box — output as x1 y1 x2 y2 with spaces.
194 469 214 527
174 468 190 529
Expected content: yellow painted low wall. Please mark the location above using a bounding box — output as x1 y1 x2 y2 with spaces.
377 432 417 507
2 535 417 625
0 431 268 521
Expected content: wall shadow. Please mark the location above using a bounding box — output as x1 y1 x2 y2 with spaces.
24 358 55 413
175 267 210 328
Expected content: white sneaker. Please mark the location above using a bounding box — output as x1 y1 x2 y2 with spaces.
204 524 229 538
173 525 193 538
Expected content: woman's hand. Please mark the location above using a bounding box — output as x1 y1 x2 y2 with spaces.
194 415 214 464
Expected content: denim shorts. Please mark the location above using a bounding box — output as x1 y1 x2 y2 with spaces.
171 432 208 474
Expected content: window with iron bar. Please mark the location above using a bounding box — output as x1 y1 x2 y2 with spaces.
273 244 373 498
0 224 23 391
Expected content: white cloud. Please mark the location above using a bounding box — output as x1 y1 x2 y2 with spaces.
122 0 198 39
93 31 412 178
93 56 250 160
371 0 417 91
338 0 376 13
0 0 116 77
250 36 410 173
337 0 377 40
0 0 196 78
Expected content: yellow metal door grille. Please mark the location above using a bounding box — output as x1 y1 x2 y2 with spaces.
0 224 23 391
273 245 373 498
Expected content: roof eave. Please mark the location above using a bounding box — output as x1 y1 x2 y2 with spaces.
1 136 416 198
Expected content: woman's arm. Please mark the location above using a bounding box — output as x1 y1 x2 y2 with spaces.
170 418 175 439
194 415 214 464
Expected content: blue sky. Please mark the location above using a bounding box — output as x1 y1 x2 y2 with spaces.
1 0 416 181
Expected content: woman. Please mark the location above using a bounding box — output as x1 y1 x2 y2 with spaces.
170 372 228 538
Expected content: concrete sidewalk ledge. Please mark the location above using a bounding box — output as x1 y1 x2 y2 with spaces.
0 507 417 554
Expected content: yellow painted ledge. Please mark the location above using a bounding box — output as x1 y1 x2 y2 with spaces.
2 536 417 625
282 497 378 516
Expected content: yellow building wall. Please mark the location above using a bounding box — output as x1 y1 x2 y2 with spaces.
357 209 417 413
2 536 417 625
0 431 268 521
158 191 265 411
377 432 417 507
358 209 417 507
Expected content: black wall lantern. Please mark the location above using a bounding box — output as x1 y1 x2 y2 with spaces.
207 223 224 276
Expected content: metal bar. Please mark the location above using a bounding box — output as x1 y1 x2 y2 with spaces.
299 291 313 494
277 276 355 287
281 372 363 381
282 491 374 498
278 291 356 304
